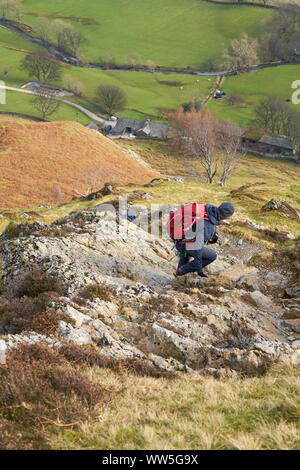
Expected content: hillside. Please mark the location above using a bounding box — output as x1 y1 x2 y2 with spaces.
21 0 270 66
1 0 300 453
0 183 299 449
0 146 299 449
0 1 296 126
0 120 160 208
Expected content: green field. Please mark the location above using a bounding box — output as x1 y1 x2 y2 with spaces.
21 0 271 67
209 65 300 126
64 68 214 120
0 37 214 121
0 1 297 126
1 91 91 123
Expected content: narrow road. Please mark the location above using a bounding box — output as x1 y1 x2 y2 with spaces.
0 85 109 125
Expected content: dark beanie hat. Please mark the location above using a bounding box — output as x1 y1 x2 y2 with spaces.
218 202 235 219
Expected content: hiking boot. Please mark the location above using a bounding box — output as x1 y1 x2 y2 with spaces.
174 267 184 277
198 272 208 278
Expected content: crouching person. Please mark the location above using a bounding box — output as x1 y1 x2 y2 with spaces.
167 202 234 278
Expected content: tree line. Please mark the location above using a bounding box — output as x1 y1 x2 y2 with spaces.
0 0 23 22
33 17 87 59
0 1 87 60
222 5 300 72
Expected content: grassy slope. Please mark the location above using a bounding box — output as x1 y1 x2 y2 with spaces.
1 136 299 239
0 129 299 450
0 120 160 208
208 65 300 126
63 68 214 121
49 363 300 450
22 0 271 67
1 90 91 124
118 139 300 237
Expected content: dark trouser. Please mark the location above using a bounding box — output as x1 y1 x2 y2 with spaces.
176 243 217 275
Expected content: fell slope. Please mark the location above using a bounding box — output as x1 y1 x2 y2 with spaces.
0 120 160 208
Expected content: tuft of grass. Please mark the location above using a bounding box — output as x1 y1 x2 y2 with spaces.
215 321 257 350
0 295 73 335
4 221 22 240
139 295 176 319
80 283 114 302
13 268 66 299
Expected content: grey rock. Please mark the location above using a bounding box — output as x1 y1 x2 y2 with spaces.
237 274 260 292
245 290 276 311
254 342 275 355
265 271 288 287
287 232 296 240
0 205 296 375
0 339 7 364
285 285 300 298
59 322 91 345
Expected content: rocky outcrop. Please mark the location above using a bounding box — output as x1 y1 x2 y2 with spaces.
0 207 299 376
262 199 300 223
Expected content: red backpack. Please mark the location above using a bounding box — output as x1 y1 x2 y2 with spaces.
167 202 208 241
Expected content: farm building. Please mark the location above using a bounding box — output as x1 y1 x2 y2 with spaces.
21 82 73 97
112 118 170 140
242 131 298 157
259 135 297 155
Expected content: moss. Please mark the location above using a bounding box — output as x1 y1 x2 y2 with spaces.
4 222 22 240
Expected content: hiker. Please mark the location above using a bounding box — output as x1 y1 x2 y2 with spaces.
167 202 234 278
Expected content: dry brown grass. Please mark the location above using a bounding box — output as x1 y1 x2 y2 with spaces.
0 121 160 209
80 283 114 302
0 342 299 450
0 269 70 334
0 296 73 335
49 362 300 450
0 343 110 449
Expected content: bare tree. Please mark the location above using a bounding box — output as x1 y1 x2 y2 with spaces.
49 183 66 205
12 0 23 22
52 19 69 52
0 0 22 21
30 89 61 120
51 19 86 58
260 5 300 62
63 74 86 97
95 85 127 115
170 108 218 184
216 121 244 186
20 52 61 83
259 33 285 62
33 16 51 43
253 95 300 139
62 26 86 57
224 33 258 71
127 51 141 67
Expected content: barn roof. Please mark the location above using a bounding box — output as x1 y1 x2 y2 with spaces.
112 118 145 135
112 118 169 139
259 135 296 150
